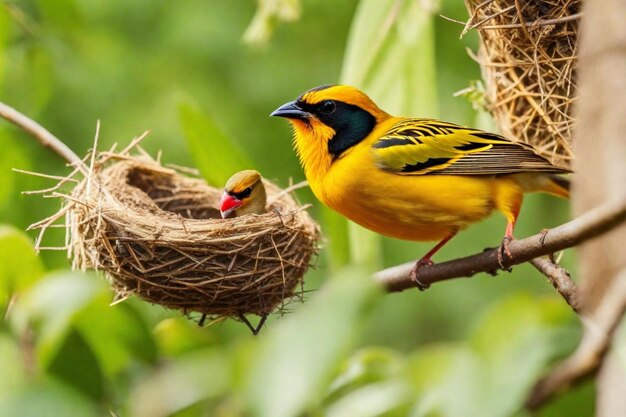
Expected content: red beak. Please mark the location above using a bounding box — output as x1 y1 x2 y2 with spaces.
220 192 242 218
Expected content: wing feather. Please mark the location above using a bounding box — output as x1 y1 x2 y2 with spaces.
372 119 569 175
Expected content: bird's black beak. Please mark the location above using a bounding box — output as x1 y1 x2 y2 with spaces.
270 100 309 120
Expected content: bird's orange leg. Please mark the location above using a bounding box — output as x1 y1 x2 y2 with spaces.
499 220 516 267
410 232 457 290
497 192 523 268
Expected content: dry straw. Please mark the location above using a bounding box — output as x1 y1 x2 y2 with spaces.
31 138 319 330
464 0 580 170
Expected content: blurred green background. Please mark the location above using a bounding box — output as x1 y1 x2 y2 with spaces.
0 0 589 416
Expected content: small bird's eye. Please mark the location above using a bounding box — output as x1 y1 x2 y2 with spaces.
318 100 336 114
237 187 253 199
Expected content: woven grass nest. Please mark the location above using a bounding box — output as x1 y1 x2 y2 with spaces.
43 147 319 326
464 0 580 170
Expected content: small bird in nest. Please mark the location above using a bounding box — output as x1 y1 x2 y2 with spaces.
220 170 267 218
271 85 570 288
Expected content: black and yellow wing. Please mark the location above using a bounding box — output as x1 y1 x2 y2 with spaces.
372 119 569 175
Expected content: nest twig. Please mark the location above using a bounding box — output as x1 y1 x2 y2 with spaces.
464 0 580 169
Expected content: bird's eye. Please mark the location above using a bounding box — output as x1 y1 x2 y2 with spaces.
237 187 253 199
318 100 336 114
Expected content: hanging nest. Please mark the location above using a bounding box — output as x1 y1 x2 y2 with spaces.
464 0 580 170
35 145 319 324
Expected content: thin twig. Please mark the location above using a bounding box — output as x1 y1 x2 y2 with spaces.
530 256 580 312
0 101 86 173
445 11 582 31
119 130 151 156
526 270 626 409
165 163 201 176
267 179 309 205
11 168 79 183
85 120 101 198
374 197 626 292
476 13 582 30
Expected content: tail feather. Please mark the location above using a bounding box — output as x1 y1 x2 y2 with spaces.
545 175 570 199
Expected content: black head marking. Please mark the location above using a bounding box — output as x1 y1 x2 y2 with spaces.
323 103 376 158
295 98 376 159
230 186 253 200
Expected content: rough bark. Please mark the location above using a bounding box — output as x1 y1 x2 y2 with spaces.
573 0 626 414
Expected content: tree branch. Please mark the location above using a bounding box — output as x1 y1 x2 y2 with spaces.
526 270 626 409
0 101 85 172
374 197 626 292
530 256 580 313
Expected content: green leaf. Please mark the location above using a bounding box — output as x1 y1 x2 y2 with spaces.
46 327 104 400
325 348 412 417
10 272 106 368
0 334 27 397
75 300 158 376
242 0 301 46
241 268 382 417
320 207 351 270
404 344 470 417
455 297 572 417
341 0 439 116
468 294 576 416
179 103 254 186
0 10 8 90
404 343 460 393
0 379 100 417
12 270 158 379
130 348 231 417
393 296 577 417
0 379 98 417
328 347 403 397
153 317 219 357
325 380 412 417
0 225 45 297
341 0 401 88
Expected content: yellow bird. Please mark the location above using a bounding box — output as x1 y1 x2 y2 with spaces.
220 170 267 218
271 85 569 285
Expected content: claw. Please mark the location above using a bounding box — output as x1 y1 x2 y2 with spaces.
408 233 457 290
410 258 434 290
497 236 513 269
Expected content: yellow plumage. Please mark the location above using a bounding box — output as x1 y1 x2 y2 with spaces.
271 85 569 276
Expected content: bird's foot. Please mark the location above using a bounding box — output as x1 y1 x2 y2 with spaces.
497 236 513 270
238 314 267 336
410 258 434 291
539 228 549 246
